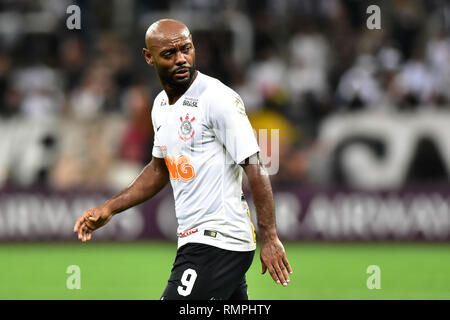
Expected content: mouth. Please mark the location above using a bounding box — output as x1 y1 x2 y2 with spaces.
174 68 190 79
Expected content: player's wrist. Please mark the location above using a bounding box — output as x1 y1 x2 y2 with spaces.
102 201 119 216
258 227 278 243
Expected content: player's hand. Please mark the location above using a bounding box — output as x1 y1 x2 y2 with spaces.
73 205 114 242
260 236 293 286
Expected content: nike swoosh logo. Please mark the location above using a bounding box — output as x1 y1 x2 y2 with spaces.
157 125 161 132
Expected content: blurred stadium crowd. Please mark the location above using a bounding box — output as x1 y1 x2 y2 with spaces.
0 0 449 191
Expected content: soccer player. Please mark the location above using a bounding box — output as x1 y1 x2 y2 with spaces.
73 19 292 300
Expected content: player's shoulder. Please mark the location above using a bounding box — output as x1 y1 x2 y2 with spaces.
199 72 241 105
151 90 168 114
153 90 168 106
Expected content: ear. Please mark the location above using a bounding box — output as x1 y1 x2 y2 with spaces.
142 48 154 66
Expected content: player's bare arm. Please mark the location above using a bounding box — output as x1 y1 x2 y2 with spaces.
73 156 169 242
241 153 293 286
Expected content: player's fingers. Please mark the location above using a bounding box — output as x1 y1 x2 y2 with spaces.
77 222 85 239
78 227 85 241
280 261 290 285
83 229 89 242
273 262 288 287
83 229 91 242
84 224 93 242
80 224 91 242
74 216 85 233
261 262 267 275
80 225 86 242
267 265 281 285
278 255 291 284
85 219 97 230
283 255 293 274
88 215 99 222
74 209 94 232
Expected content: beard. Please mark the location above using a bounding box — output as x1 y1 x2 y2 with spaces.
157 63 195 90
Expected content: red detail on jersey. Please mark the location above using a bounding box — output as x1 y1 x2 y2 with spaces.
177 228 199 237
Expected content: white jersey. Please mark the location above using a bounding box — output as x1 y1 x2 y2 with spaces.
151 71 260 251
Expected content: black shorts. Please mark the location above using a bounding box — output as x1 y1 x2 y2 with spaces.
161 243 255 300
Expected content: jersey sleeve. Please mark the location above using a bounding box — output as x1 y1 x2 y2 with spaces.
207 87 260 164
151 103 165 159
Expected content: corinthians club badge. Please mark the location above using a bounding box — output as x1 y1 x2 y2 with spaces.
178 113 196 142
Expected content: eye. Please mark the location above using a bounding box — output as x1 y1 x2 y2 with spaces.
161 50 175 58
181 44 192 53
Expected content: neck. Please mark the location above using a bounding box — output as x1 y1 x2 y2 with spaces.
162 70 198 105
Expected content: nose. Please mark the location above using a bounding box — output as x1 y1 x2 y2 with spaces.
174 50 187 66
